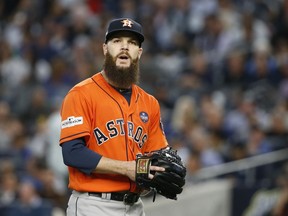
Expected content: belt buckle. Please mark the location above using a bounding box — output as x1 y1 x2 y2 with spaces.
123 193 137 205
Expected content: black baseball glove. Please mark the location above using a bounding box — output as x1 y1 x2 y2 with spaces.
135 147 186 201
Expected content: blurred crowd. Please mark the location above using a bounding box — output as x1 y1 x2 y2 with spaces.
0 0 288 215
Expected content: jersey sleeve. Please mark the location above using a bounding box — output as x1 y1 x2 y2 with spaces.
142 98 168 153
59 89 92 144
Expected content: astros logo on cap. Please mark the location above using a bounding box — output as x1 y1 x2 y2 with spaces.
121 19 133 28
105 18 144 44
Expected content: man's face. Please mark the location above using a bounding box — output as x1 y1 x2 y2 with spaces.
103 32 143 88
104 32 142 67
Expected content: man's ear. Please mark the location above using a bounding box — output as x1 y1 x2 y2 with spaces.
138 48 143 59
103 43 108 55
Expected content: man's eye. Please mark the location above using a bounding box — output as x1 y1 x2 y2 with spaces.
129 41 137 45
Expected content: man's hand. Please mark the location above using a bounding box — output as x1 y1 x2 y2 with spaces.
135 147 186 200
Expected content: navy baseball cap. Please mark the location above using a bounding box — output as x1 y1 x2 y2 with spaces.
105 18 144 45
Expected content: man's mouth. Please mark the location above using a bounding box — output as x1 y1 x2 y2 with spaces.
118 54 129 60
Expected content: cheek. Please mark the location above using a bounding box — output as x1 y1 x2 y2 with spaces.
106 45 118 56
106 50 118 60
131 50 141 60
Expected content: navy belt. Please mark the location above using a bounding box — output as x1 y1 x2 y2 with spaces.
88 192 140 205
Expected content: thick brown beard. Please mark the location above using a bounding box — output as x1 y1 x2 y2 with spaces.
103 52 140 88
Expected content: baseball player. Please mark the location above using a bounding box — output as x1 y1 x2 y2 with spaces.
59 18 168 216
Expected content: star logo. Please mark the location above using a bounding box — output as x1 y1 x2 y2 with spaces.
121 19 133 28
139 112 149 123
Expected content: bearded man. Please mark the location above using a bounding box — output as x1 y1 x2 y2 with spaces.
59 18 168 216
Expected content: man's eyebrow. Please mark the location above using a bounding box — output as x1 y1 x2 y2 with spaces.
110 36 140 43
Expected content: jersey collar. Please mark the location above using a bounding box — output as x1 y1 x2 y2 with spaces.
92 73 140 114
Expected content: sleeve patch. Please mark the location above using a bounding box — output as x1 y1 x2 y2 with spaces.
61 116 83 128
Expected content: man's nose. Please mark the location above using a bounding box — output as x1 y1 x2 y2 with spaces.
121 41 129 50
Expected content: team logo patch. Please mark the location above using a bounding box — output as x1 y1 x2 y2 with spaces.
136 158 150 174
61 116 83 129
139 112 149 123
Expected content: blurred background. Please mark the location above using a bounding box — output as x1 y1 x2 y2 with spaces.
0 0 287 215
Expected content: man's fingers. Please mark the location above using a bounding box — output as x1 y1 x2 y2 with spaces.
150 165 165 172
148 173 154 179
149 166 165 179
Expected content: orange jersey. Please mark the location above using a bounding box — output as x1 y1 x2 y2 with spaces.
59 72 168 193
